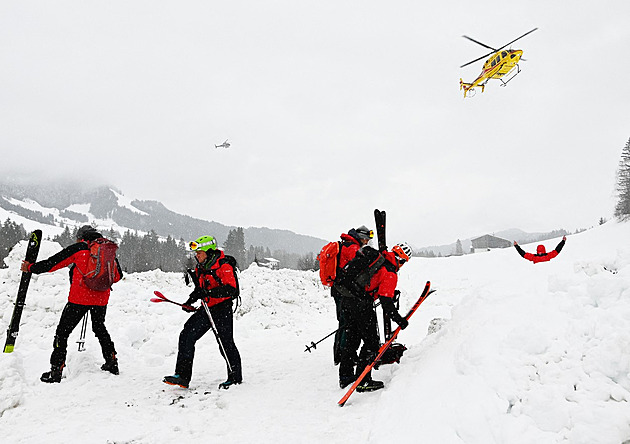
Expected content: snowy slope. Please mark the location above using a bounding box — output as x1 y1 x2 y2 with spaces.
1 221 629 443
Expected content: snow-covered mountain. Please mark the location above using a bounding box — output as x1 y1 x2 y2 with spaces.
1 220 629 443
0 179 326 255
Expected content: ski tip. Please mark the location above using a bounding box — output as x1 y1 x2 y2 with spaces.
3 345 14 353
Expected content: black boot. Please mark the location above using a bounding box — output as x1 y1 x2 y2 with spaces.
41 365 63 383
101 353 119 375
355 378 384 393
163 374 190 388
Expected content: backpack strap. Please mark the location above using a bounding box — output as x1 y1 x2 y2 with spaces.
354 254 386 289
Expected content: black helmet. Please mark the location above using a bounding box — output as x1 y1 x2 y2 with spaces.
76 225 101 241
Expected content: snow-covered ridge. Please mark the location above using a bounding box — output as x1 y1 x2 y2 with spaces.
110 189 149 216
0 222 629 443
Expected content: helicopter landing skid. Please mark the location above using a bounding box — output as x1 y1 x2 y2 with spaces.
499 64 521 87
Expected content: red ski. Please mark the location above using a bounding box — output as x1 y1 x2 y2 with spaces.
338 281 434 407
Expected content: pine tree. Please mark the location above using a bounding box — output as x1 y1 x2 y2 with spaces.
615 137 630 218
455 239 464 256
53 225 74 248
222 227 246 268
0 219 27 267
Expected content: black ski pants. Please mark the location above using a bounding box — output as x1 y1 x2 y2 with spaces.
337 296 380 384
51 302 116 368
175 300 242 383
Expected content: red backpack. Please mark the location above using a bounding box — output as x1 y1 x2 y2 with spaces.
317 241 341 287
82 238 121 291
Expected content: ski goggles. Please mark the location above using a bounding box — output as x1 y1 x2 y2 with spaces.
188 240 216 251
356 229 374 240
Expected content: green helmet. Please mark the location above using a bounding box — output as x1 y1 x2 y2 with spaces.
189 235 217 252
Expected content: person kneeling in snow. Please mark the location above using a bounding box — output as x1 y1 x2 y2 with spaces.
513 236 567 264
163 235 242 390
21 225 123 383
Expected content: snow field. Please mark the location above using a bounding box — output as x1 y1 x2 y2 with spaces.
1 221 630 443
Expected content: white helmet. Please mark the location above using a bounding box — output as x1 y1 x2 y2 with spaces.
392 242 412 262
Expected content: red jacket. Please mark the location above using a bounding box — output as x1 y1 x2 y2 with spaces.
365 251 400 300
514 238 566 264
29 242 122 306
338 233 362 269
195 250 238 308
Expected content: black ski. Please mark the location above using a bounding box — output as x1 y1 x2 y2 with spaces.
374 209 393 339
4 230 42 353
374 209 386 252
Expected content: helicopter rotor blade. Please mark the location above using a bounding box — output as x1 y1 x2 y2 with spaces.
462 35 497 51
460 28 537 69
495 27 538 53
460 50 496 68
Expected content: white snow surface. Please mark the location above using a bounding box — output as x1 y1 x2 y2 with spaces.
1 221 630 443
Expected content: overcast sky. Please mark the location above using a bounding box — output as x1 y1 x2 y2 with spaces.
1 1 629 247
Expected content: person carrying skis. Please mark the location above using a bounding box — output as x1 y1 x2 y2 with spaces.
336 242 411 392
20 225 122 383
163 235 242 390
513 236 566 264
330 225 373 364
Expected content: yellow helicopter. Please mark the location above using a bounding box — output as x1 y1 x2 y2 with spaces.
459 28 537 98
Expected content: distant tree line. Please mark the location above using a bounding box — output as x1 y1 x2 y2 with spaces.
222 226 319 271
53 226 189 273
1 220 320 273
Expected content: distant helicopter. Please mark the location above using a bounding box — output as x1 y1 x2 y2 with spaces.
215 139 230 149
459 28 537 98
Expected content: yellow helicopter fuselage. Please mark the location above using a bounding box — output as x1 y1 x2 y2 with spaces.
460 49 523 97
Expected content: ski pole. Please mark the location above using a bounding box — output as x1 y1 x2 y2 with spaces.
151 291 195 311
304 328 338 353
77 312 89 352
200 299 233 373
304 299 383 353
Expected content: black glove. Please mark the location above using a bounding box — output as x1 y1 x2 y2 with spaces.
182 303 196 313
182 296 197 313
379 296 408 329
188 288 205 302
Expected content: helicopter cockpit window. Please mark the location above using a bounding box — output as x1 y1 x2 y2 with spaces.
502 51 507 58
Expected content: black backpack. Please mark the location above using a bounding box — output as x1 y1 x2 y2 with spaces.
335 246 385 298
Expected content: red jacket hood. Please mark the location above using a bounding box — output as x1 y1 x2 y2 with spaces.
536 245 546 255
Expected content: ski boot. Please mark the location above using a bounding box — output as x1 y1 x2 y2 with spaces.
41 365 64 383
355 378 384 393
218 378 242 390
101 353 119 375
163 374 190 388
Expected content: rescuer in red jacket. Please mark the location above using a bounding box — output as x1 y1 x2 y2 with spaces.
331 226 373 364
163 235 241 390
21 225 123 383
513 236 567 263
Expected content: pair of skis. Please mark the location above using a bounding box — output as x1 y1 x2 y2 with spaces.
373 209 394 340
